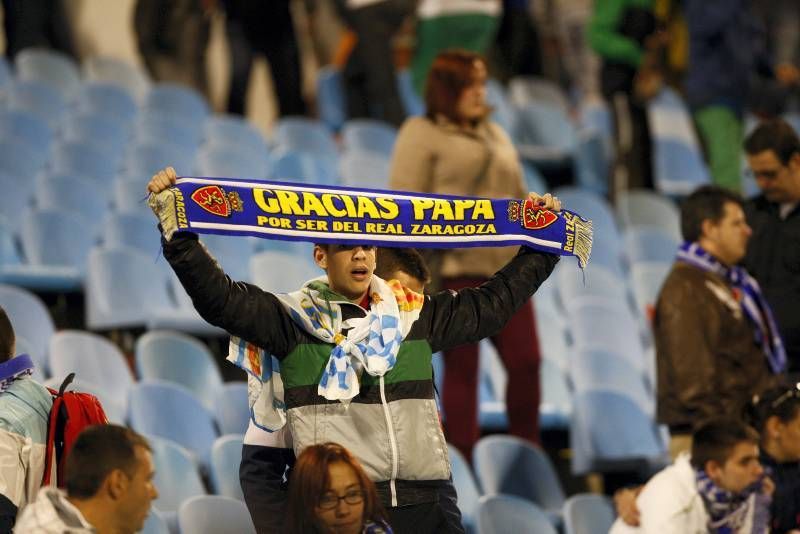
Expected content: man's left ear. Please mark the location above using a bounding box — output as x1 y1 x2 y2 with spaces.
789 152 800 171
705 459 723 483
106 469 129 500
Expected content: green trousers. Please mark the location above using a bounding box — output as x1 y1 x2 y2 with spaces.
693 105 744 192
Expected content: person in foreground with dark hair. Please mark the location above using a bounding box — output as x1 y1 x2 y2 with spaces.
743 119 800 377
286 442 391 534
654 185 785 459
147 166 561 534
610 419 772 533
0 305 53 532
746 385 800 533
15 425 158 534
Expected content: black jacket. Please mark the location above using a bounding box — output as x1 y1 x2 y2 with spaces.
744 196 800 372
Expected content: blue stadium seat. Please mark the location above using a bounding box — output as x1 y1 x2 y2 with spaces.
83 56 150 102
395 69 425 117
250 250 320 293
269 149 338 185
129 381 219 469
553 186 619 239
61 112 130 157
43 375 127 424
140 508 169 534
317 65 347 132
197 144 269 179
112 178 150 215
615 189 681 241
85 247 175 330
563 494 616 534
48 330 134 411
569 349 653 414
509 76 569 112
214 382 249 435
514 103 577 167
16 338 45 381
15 48 80 98
16 209 94 290
0 284 54 374
0 170 36 232
630 261 671 322
178 495 255 534
146 435 207 532
339 151 390 189
145 274 228 337
647 88 699 145
555 264 628 311
579 101 614 159
342 119 397 157
102 212 159 256
0 56 10 90
574 133 609 195
652 139 711 196
135 110 205 153
570 390 667 476
539 358 572 430
6 79 67 128
622 227 679 264
50 141 121 186
0 138 49 180
200 234 254 283
448 444 481 534
210 434 245 500
124 141 196 177
473 435 565 521
0 219 27 292
144 83 209 122
73 82 140 124
273 117 339 163
135 330 223 414
204 115 269 158
535 308 568 370
477 494 557 534
485 78 515 135
36 174 109 234
0 108 54 152
567 298 647 373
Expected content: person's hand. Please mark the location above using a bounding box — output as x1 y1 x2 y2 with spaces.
634 67 663 102
614 486 642 526
528 192 562 212
146 167 181 241
147 166 178 194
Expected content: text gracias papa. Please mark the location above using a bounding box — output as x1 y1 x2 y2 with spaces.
252 189 498 235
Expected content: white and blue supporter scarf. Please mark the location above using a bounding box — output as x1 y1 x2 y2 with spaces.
0 354 34 393
227 275 423 431
677 242 787 374
695 468 770 533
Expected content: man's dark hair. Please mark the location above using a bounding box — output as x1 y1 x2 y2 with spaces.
375 248 431 285
745 385 800 433
690 418 759 470
65 425 151 499
680 185 745 242
744 119 800 165
0 306 15 363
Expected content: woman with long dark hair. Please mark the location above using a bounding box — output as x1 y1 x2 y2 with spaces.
285 442 392 534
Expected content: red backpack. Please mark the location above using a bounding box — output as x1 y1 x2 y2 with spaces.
41 373 109 486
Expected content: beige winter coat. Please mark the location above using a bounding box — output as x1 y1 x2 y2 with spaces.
389 115 527 278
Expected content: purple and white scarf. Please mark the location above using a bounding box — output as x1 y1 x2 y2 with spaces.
0 354 34 393
695 468 770 533
677 242 787 374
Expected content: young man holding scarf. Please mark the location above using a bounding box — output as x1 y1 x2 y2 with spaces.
654 186 786 460
146 167 561 533
0 306 53 531
610 419 773 533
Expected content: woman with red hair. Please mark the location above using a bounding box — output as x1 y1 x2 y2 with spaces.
286 442 393 534
389 49 545 461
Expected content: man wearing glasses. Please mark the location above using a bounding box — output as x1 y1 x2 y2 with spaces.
743 119 800 379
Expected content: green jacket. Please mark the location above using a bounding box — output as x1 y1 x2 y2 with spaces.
163 233 558 506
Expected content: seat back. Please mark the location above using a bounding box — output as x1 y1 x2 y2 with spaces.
178 495 256 534
147 435 207 514
563 494 616 534
0 284 54 372
210 434 245 500
214 382 250 435
476 494 557 534
448 444 481 532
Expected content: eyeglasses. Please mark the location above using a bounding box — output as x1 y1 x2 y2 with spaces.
770 384 800 410
752 383 800 411
318 489 365 510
